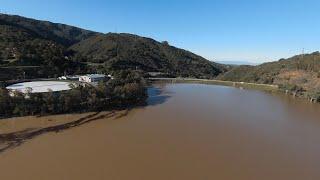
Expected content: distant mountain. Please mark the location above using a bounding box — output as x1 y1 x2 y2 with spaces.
0 13 226 81
216 60 259 66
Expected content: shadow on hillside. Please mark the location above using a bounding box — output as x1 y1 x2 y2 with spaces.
0 111 120 154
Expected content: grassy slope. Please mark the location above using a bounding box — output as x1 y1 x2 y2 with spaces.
218 52 320 100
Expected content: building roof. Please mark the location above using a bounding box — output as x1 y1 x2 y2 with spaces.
6 81 72 94
81 74 106 78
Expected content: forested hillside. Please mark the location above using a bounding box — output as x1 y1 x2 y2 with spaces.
0 13 97 46
0 13 98 80
0 13 226 81
70 33 225 78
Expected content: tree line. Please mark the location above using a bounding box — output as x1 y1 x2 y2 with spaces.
0 70 148 118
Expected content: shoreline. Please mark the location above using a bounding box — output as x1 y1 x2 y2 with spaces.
148 78 279 92
149 78 320 103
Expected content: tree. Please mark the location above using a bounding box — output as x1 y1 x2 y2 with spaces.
12 91 28 116
0 88 12 116
0 51 3 64
108 70 147 106
42 90 58 114
162 41 169 46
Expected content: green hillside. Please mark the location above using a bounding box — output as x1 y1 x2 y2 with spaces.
70 33 225 78
0 13 97 46
219 52 320 101
0 13 226 81
0 13 99 80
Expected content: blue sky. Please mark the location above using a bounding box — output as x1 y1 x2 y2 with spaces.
1 0 319 63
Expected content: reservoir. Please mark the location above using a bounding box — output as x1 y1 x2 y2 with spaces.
0 83 320 179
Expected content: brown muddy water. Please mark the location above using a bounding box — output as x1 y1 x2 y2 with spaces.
1 83 320 180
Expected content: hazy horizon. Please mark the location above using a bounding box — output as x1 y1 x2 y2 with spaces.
1 0 319 63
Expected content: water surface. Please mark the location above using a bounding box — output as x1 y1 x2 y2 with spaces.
0 83 320 180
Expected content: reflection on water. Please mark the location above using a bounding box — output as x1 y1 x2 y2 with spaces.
146 87 171 106
1 83 320 180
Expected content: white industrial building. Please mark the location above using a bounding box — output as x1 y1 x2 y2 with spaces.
6 81 73 94
79 74 106 83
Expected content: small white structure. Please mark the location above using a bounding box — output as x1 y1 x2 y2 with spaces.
107 74 114 80
79 74 106 83
58 75 81 81
6 81 72 94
